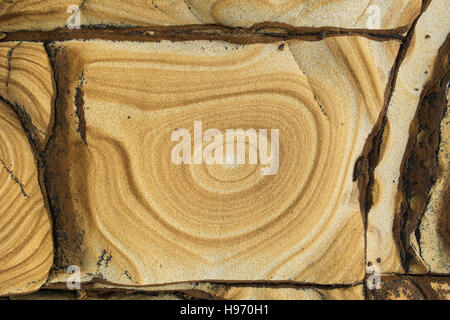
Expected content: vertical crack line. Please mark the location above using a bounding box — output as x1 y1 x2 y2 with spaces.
74 72 87 146
5 42 21 91
363 1 433 211
42 41 89 274
1 42 61 286
41 41 62 278
0 96 41 160
0 158 30 199
359 0 433 288
42 42 59 154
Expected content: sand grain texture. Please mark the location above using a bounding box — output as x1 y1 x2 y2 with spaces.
43 37 399 286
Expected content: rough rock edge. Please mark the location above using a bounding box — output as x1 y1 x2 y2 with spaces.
396 37 450 274
357 0 432 276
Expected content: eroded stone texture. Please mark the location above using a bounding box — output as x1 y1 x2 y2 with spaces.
417 87 449 273
366 276 450 300
366 0 450 274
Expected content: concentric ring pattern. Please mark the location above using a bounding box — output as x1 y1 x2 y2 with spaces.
46 38 398 285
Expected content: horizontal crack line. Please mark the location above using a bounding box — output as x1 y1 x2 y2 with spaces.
44 279 364 291
1 24 406 43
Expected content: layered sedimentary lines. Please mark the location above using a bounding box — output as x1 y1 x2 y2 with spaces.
366 0 450 274
0 100 53 296
185 0 421 29
0 42 55 147
43 37 399 286
0 0 421 32
0 0 448 301
0 0 200 32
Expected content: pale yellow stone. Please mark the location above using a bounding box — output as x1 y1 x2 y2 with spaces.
0 0 421 31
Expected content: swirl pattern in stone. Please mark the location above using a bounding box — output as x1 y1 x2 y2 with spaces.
0 0 421 31
0 42 55 147
0 100 53 296
185 0 421 29
45 38 398 285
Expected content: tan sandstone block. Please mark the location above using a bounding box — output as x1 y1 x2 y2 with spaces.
43 37 398 286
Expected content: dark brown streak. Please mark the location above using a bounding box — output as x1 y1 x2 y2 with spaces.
396 36 450 273
2 24 405 44
0 158 30 199
74 73 87 146
362 0 432 218
358 0 433 282
43 278 363 291
5 42 21 89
